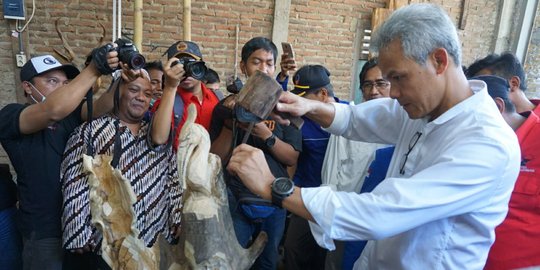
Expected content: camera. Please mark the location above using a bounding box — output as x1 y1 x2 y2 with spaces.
226 76 243 94
114 38 146 70
171 57 207 81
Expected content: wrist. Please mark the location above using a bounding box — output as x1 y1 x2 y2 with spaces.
270 177 294 208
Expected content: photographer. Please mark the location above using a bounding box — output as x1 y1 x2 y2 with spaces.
151 40 220 150
0 42 122 269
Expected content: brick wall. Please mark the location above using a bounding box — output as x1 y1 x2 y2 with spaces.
0 0 535 166
524 1 540 99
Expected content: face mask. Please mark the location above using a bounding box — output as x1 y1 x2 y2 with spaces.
28 82 46 103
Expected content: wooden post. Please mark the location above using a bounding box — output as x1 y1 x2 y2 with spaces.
272 1 291 70
184 0 191 41
134 0 143 52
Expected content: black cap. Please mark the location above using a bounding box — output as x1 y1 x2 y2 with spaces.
165 41 203 60
291 65 331 96
20 55 80 82
471 75 510 100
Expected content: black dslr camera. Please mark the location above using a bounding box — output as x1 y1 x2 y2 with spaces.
171 57 207 81
114 38 146 70
226 76 243 94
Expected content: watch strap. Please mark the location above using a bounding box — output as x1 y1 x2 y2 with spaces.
265 133 276 148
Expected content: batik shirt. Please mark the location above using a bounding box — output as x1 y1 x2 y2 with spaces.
61 114 182 249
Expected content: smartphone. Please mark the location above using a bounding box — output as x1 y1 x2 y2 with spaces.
281 42 295 59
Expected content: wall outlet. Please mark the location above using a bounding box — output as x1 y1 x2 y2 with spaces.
16 53 26 67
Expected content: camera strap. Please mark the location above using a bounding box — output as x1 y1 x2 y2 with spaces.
85 89 94 157
85 76 122 169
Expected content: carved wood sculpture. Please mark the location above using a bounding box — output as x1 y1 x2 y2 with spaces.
174 104 268 269
85 104 267 270
85 154 159 270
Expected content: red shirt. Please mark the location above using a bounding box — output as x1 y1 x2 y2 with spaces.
174 83 219 149
151 83 219 150
485 110 540 269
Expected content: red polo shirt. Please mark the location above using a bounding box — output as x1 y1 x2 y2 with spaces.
485 110 540 269
151 82 219 150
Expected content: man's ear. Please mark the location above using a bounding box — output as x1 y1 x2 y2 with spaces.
508 76 521 92
240 61 247 76
494 97 506 114
318 88 329 102
432 48 449 75
22 81 33 96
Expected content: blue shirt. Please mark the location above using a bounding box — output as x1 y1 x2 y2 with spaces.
293 98 346 188
293 117 330 187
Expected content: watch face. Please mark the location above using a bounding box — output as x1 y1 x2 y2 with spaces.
274 177 294 194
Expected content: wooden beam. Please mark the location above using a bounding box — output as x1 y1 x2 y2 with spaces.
272 0 291 68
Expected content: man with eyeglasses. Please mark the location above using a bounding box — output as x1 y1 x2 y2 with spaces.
227 4 520 270
359 58 390 101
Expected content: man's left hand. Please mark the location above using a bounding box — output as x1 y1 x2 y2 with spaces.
279 53 297 81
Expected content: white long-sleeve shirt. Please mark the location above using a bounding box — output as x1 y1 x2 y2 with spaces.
303 81 520 270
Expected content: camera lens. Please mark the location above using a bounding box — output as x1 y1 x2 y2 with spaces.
189 62 207 81
129 53 146 69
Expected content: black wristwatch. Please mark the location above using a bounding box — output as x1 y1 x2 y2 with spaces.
265 133 276 148
271 177 295 208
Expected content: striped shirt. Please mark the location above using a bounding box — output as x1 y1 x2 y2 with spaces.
61 115 182 249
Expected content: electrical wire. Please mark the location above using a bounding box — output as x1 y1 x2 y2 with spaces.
15 0 35 33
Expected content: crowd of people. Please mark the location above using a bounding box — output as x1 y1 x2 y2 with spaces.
0 3 538 270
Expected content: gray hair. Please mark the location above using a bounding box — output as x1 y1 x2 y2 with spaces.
370 3 462 67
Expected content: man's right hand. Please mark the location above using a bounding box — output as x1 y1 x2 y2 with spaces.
278 53 297 81
272 91 335 128
163 57 186 91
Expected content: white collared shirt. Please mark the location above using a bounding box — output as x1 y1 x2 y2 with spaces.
303 81 520 270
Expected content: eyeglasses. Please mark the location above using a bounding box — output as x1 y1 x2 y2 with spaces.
399 132 422 175
361 80 390 91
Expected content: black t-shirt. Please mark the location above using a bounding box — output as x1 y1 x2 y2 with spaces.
0 103 82 239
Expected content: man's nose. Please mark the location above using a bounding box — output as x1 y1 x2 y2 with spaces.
389 85 400 99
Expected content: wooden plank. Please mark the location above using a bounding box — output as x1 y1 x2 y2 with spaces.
388 0 409 10
372 8 393 33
